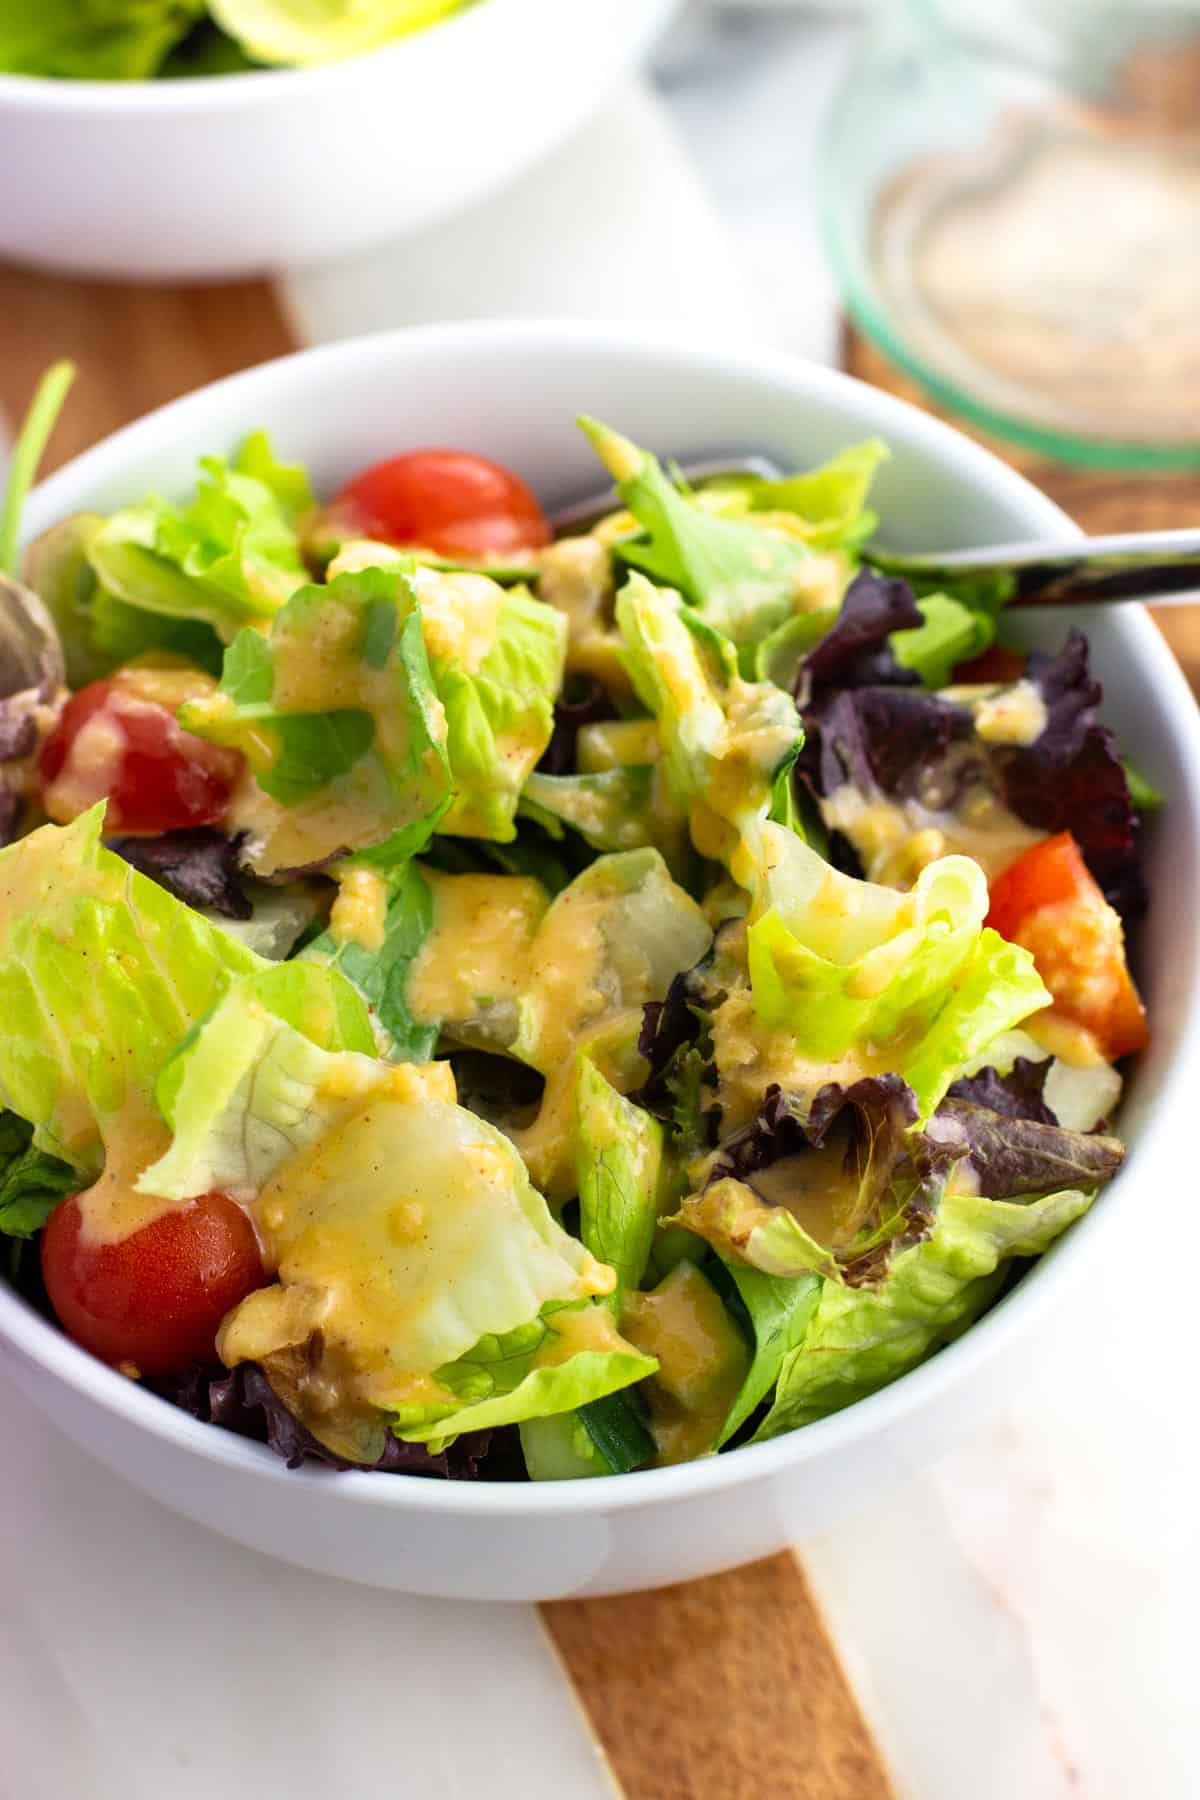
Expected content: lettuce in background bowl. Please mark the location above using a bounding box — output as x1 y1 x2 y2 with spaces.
1 319 1196 1601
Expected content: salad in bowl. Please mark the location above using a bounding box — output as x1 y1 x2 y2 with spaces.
0 1 475 79
0 362 1148 1489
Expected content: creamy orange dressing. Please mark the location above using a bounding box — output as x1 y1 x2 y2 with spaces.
219 1092 613 1431
511 1014 644 1201
576 718 660 774
40 709 125 825
743 1147 863 1247
74 1097 177 1248
406 870 547 1028
410 567 504 673
328 864 390 952
821 785 1044 888
1026 1008 1105 1068
110 659 219 711
537 536 632 695
621 1262 750 1465
942 679 1049 748
709 985 899 1133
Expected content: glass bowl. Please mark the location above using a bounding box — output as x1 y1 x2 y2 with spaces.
819 1 1200 469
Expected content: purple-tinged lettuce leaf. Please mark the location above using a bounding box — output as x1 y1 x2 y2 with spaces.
633 950 723 1153
108 829 252 920
1000 633 1143 916
800 684 972 805
925 1100 1124 1201
794 569 922 705
797 611 1144 918
674 1077 960 1287
946 1057 1056 1125
152 1361 496 1477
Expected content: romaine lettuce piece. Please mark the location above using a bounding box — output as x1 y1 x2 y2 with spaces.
141 972 404 1201
521 764 689 870
620 1259 751 1464
410 568 567 842
0 1113 78 1243
509 848 712 1197
755 1185 1094 1439
397 865 551 1060
396 1302 656 1450
301 859 437 1061
745 823 1049 1116
740 440 889 552
616 573 803 890
208 0 466 66
0 0 203 78
203 1057 646 1457
0 807 260 1171
137 965 650 1459
181 565 452 876
87 432 311 642
716 1264 820 1448
890 593 994 689
581 418 817 649
574 1055 663 1303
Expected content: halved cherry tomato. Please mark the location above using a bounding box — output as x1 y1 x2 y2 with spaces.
38 670 243 836
987 832 1148 1060
953 644 1027 685
41 1191 265 1375
331 449 552 559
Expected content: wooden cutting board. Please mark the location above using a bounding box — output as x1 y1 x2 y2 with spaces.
2 267 1195 1800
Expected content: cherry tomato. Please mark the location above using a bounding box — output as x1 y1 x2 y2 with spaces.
41 1191 265 1375
953 644 1027 685
38 670 243 836
987 832 1149 1060
331 449 552 559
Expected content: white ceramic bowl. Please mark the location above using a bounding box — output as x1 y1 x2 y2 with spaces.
0 0 677 280
2 321 1197 1600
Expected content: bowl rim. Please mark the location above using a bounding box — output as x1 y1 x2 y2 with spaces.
5 317 1200 1520
0 0 525 112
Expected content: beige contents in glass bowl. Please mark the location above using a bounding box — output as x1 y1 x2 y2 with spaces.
871 66 1200 443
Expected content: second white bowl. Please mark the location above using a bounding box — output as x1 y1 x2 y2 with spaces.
0 0 677 279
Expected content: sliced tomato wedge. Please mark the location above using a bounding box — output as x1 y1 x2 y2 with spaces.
987 832 1148 1061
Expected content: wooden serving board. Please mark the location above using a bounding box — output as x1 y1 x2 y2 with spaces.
2 270 1195 1800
